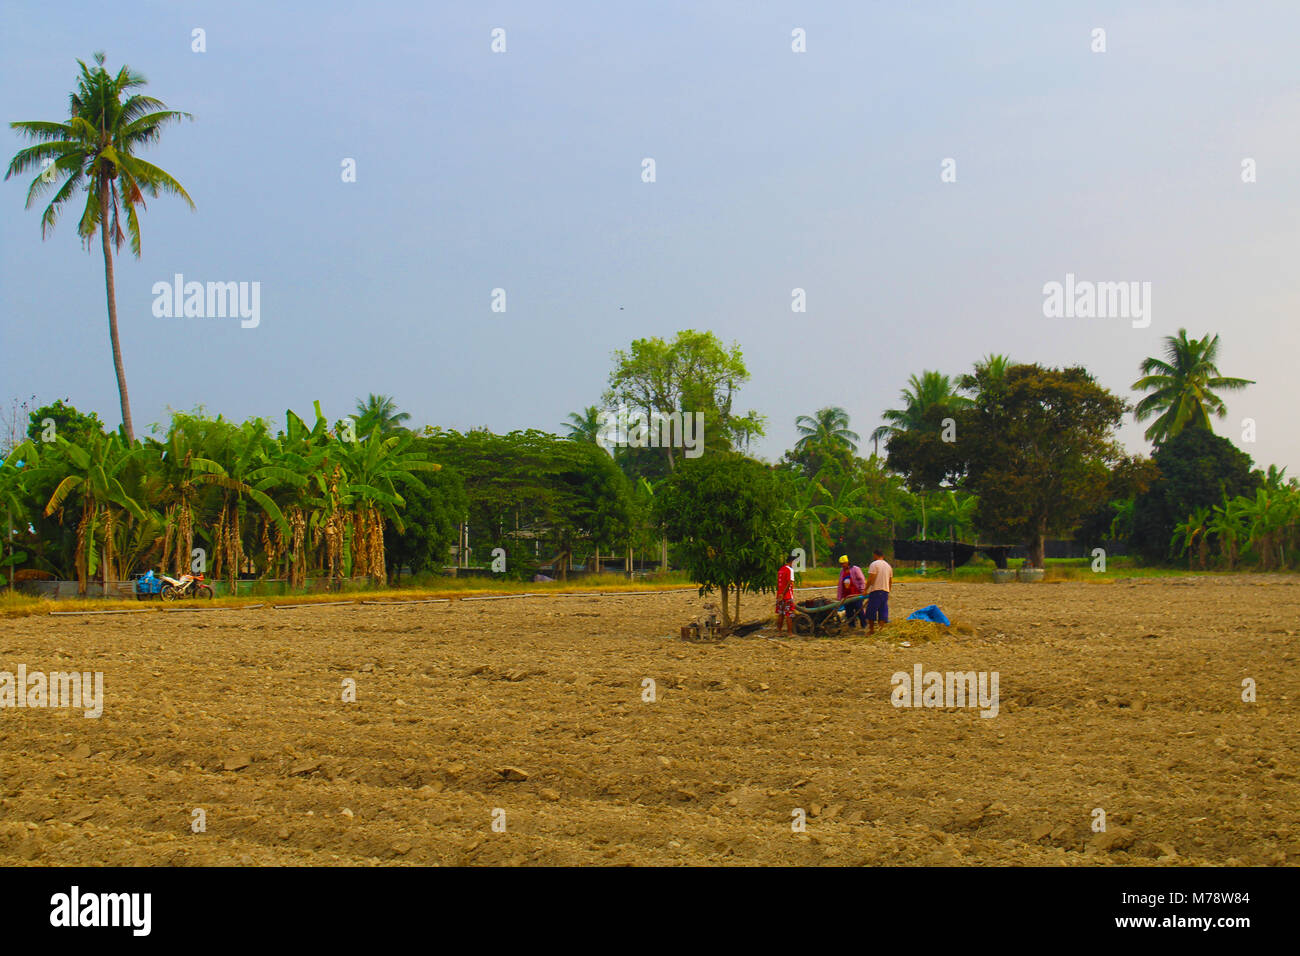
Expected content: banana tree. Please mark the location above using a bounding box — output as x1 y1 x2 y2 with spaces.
1171 506 1211 570
335 429 440 585
0 441 39 592
926 489 978 541
41 433 146 593
204 418 296 591
1239 487 1287 571
780 471 823 567
1208 497 1248 570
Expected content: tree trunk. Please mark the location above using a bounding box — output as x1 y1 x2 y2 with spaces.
808 519 817 567
75 502 89 596
719 583 732 627
99 180 135 444
733 587 740 625
103 507 115 590
1026 521 1047 569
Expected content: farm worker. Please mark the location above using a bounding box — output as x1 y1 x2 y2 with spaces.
837 555 867 628
864 548 894 635
775 551 797 632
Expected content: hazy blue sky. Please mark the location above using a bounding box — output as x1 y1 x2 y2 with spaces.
2 1 1297 471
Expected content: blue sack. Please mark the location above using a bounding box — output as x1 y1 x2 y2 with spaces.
906 604 951 626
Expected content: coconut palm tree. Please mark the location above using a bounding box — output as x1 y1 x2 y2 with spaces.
564 406 603 443
973 353 1012 386
353 394 411 438
794 407 860 455
870 371 971 452
6 53 194 443
1132 329 1254 445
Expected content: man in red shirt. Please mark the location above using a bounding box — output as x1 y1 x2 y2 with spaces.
775 551 797 632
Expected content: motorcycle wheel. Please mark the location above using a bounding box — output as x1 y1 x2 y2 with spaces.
161 585 179 602
197 585 214 599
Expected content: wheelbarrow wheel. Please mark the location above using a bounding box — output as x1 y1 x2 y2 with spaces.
821 614 845 637
791 612 816 638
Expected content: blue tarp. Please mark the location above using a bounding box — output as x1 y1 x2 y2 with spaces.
906 604 951 626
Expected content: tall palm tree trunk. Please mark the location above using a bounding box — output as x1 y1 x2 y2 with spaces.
99 181 135 443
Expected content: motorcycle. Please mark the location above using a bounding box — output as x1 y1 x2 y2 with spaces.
160 572 214 601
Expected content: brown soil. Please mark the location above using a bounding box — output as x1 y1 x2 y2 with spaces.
1 577 1297 866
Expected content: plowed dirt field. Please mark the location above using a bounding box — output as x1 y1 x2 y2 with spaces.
1 576 1297 866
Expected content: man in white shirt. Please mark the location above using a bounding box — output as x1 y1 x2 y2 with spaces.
864 548 893 635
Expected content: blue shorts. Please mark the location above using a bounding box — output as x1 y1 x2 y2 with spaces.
865 590 889 622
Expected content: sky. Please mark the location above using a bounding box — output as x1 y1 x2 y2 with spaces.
1 0 1297 472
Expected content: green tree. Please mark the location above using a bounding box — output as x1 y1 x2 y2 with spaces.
6 52 194 442
870 371 971 452
1132 329 1254 445
958 364 1128 567
1071 455 1158 550
1129 426 1259 563
604 329 764 472
426 429 633 580
654 454 792 627
383 440 466 582
872 372 970 488
26 400 106 447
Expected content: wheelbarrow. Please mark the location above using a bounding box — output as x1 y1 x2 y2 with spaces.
790 594 867 637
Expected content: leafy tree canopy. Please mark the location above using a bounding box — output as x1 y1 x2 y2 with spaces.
653 453 792 626
957 363 1128 566
1129 425 1260 562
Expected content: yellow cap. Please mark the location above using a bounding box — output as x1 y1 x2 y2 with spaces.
838 555 849 564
